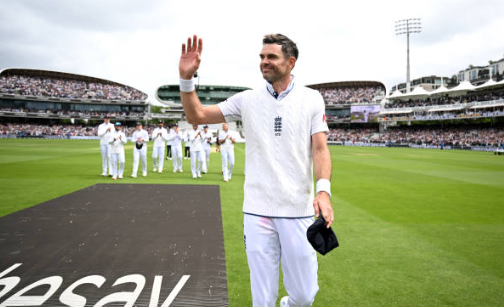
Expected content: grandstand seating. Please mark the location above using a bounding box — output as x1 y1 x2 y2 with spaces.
0 68 148 121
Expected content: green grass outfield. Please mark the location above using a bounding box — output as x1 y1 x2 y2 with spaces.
1 139 503 307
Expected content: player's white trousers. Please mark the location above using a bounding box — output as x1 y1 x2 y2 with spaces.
100 144 112 175
171 145 183 171
244 214 319 307
152 146 165 170
132 145 147 176
220 148 234 180
190 150 205 177
202 145 211 172
110 152 125 178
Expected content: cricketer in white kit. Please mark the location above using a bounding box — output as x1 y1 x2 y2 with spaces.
151 121 169 173
218 123 236 182
97 116 114 176
109 122 127 180
131 122 149 178
202 125 212 173
178 34 334 307
168 124 184 172
187 124 205 179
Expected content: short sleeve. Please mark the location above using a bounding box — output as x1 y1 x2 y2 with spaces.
311 92 329 135
218 91 245 122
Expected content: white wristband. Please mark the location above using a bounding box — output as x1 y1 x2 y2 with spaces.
179 78 195 92
316 179 331 197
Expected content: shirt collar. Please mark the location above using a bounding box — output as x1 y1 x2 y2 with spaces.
266 75 295 101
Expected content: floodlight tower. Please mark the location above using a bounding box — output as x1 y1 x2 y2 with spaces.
395 18 422 93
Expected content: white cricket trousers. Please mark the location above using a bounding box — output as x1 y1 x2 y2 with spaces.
100 144 112 175
203 145 211 172
244 214 319 307
132 145 147 176
171 145 183 171
110 152 125 178
190 150 205 177
152 146 165 170
220 148 234 181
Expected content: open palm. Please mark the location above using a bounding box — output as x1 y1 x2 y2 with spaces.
179 35 203 80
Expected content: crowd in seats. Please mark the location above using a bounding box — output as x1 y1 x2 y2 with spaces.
327 128 377 142
1 123 98 137
0 74 147 101
3 123 503 148
385 92 504 109
1 123 168 138
0 107 146 118
316 86 382 105
327 125 504 147
379 126 504 147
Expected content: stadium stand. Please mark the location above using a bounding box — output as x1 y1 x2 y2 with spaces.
327 125 504 149
0 68 148 122
308 81 385 106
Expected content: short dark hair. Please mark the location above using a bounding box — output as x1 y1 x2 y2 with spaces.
263 34 298 60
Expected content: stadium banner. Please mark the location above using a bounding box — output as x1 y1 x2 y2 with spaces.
351 105 381 123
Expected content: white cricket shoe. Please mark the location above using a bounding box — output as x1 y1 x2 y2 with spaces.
197 174 202 178
131 174 137 178
112 176 117 180
280 296 289 307
178 169 183 173
101 173 107 177
118 176 123 179
142 172 147 177
153 167 157 172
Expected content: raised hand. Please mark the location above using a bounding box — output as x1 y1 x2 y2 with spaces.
179 35 203 80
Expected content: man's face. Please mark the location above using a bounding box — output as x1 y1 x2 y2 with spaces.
204 127 208 133
259 44 294 83
193 125 198 130
158 123 163 128
136 125 142 130
115 125 121 131
104 118 110 124
223 124 228 132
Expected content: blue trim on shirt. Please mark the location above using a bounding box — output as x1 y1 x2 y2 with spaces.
266 75 295 101
243 212 314 219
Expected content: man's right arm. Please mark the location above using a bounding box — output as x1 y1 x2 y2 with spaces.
179 35 225 125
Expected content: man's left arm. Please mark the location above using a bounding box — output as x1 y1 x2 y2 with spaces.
312 132 334 228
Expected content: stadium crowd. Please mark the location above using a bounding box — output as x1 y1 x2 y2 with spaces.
0 107 146 118
328 126 504 147
1 123 171 138
0 74 147 101
4 123 502 148
385 92 504 109
316 86 383 105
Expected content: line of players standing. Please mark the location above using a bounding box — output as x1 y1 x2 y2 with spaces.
98 116 236 181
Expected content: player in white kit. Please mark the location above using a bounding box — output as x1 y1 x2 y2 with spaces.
187 124 205 179
131 122 149 178
97 115 114 176
178 34 334 307
218 123 235 182
201 125 212 173
109 122 127 180
168 123 184 172
151 121 169 173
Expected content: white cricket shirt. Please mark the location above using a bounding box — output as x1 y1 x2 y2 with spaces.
218 84 329 218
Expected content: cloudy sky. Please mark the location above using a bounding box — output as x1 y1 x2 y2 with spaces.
1 0 503 101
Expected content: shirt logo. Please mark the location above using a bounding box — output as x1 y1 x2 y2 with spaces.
274 116 282 136
323 114 326 123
